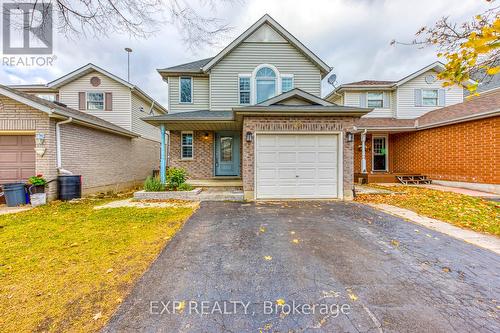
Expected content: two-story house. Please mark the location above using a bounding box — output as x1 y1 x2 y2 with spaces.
144 14 371 201
325 63 499 193
0 63 167 199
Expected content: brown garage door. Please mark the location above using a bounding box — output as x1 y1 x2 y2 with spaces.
0 135 36 184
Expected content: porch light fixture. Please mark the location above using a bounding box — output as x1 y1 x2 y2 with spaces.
35 133 45 145
346 132 354 142
203 132 209 139
245 131 253 142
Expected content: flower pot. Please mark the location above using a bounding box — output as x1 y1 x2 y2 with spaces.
29 185 46 194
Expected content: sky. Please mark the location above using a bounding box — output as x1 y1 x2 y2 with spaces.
0 0 493 106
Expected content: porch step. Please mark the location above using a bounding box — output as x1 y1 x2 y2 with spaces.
397 175 432 185
198 188 244 202
187 178 243 187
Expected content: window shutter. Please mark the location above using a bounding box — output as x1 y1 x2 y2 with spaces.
105 92 113 111
359 93 366 107
78 92 86 110
414 89 422 107
55 93 59 102
438 89 445 106
383 92 390 108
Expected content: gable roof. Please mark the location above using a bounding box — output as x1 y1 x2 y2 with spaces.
0 85 138 137
257 88 333 106
325 61 476 100
18 63 167 114
356 87 500 131
157 58 213 75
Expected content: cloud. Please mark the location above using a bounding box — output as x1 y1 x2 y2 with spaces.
0 0 491 104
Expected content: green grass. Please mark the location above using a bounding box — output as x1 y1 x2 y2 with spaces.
0 198 195 333
355 185 500 236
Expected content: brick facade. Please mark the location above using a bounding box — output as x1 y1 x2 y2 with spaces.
391 117 499 184
169 130 215 179
1 96 160 199
353 116 500 184
242 116 355 200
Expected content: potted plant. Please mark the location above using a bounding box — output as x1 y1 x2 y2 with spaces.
27 174 47 194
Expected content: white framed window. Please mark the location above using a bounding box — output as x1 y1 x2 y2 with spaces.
87 92 104 110
281 75 294 93
36 94 56 102
255 65 278 103
179 77 193 103
238 75 251 105
422 89 438 106
367 92 383 108
181 131 193 159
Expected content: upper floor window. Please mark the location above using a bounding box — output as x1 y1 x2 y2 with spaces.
422 89 438 106
36 94 56 102
239 75 251 104
256 66 277 103
87 92 104 110
367 92 383 108
179 77 192 103
281 75 294 93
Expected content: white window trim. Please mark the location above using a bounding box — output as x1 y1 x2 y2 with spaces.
372 134 389 172
281 74 294 93
421 88 438 107
181 131 194 160
86 91 105 111
238 74 251 105
252 64 280 104
366 92 384 109
179 76 193 104
36 93 56 102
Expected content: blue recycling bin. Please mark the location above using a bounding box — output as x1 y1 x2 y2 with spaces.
1 183 27 207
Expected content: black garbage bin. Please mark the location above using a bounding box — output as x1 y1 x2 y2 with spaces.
1 183 27 207
58 175 82 201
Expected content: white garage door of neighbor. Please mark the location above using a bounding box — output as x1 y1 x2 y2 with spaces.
256 134 340 199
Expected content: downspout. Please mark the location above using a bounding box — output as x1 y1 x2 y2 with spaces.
56 117 73 175
361 129 367 173
160 124 166 184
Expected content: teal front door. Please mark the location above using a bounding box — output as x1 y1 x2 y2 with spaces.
215 132 240 176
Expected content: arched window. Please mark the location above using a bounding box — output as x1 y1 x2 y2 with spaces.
255 66 277 103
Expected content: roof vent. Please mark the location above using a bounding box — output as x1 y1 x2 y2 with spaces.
53 101 67 107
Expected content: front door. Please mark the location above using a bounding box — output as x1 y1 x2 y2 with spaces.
372 136 388 171
215 132 240 176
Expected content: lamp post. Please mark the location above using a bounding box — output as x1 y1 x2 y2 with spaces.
124 47 132 82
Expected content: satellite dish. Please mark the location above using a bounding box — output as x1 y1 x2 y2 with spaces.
327 74 337 86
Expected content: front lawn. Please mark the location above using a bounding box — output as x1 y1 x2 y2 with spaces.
0 197 196 332
355 185 500 236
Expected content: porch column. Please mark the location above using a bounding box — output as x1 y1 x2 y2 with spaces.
361 130 367 173
160 124 166 184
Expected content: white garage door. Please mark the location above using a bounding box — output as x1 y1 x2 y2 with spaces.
255 134 340 199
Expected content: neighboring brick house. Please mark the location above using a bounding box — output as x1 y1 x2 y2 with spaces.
144 14 371 200
0 64 167 199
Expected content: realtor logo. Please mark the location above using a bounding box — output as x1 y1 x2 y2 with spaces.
2 2 53 54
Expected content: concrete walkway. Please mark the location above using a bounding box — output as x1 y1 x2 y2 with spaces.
0 205 31 215
416 184 500 199
369 203 500 254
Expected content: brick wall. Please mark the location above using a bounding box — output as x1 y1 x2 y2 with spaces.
242 116 355 200
58 122 160 193
390 117 499 184
0 96 58 198
169 130 214 179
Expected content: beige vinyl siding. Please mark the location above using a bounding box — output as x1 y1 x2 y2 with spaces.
343 91 395 118
210 42 321 111
328 93 343 105
168 76 209 113
397 70 464 119
131 93 162 142
59 71 132 130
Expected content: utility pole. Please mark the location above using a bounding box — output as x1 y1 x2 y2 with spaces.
124 47 132 82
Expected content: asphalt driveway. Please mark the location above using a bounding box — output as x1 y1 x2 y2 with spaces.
104 201 500 333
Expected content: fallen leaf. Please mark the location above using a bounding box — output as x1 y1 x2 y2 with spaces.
290 231 296 235
93 312 102 320
175 301 186 312
259 226 266 233
347 289 358 301
292 239 299 244
276 298 285 305
264 256 272 261
442 267 451 273
106 268 113 273
390 239 400 247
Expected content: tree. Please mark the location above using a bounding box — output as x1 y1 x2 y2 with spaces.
392 4 500 95
6 0 237 49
